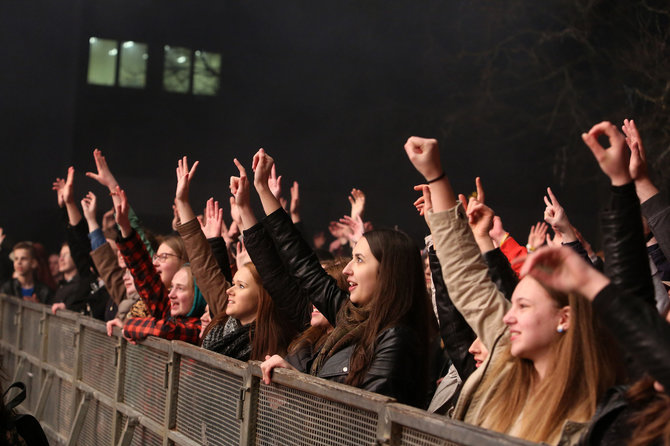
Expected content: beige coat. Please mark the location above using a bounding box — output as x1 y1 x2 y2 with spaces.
428 204 587 446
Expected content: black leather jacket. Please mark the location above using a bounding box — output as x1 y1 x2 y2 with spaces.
261 208 427 408
581 182 670 445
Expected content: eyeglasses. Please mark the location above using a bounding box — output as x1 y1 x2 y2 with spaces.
152 253 180 263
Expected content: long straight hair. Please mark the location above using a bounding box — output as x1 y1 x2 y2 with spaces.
474 279 622 443
345 230 436 395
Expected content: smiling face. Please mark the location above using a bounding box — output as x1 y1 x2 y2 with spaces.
342 237 380 306
503 277 569 362
153 242 182 288
225 266 259 325
168 268 194 317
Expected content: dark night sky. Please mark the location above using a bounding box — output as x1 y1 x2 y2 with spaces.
2 0 669 253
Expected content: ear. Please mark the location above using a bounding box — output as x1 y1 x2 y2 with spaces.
557 305 571 332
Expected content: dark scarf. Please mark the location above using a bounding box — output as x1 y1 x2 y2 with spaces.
310 302 369 376
202 318 255 361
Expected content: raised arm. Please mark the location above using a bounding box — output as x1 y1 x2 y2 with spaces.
405 137 509 351
252 149 348 325
114 187 169 318
173 156 230 317
582 120 655 308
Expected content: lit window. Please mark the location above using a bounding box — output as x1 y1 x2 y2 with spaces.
193 50 221 96
163 46 192 93
119 41 148 88
87 38 118 86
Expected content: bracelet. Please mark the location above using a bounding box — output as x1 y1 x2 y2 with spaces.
427 172 445 184
499 232 510 246
525 243 535 252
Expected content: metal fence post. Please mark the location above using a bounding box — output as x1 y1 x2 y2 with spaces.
66 392 91 446
163 345 180 446
239 366 259 446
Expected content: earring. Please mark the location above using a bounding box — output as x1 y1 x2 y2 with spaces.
557 326 565 333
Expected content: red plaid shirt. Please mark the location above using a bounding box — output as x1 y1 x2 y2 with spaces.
118 230 201 344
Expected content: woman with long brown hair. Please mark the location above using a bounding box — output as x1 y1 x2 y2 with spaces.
240 150 436 408
405 135 621 444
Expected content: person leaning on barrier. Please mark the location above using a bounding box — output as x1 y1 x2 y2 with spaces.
405 135 623 444
106 186 205 344
251 148 437 409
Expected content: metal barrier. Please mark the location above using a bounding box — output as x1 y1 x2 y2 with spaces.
0 294 536 446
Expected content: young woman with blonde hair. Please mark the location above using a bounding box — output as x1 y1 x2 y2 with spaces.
405 136 621 444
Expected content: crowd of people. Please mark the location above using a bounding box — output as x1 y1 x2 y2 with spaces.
1 118 669 445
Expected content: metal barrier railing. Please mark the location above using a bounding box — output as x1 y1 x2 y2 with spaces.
0 294 536 446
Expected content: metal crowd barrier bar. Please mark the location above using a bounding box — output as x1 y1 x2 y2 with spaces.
0 294 536 446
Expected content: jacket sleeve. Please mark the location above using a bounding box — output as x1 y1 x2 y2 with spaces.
262 208 348 327
176 218 230 317
429 247 477 381
243 222 311 332
66 216 96 278
427 204 510 352
498 235 525 277
641 192 670 267
601 182 655 309
482 247 518 301
207 237 233 284
90 242 126 306
593 283 670 391
117 230 169 319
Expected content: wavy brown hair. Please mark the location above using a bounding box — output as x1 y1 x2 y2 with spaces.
474 279 623 443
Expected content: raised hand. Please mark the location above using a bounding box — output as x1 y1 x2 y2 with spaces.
328 220 352 240
290 181 300 223
621 118 649 181
236 240 251 270
0 227 5 246
461 177 494 237
404 136 443 181
527 222 548 251
268 164 282 200
520 246 609 300
113 186 132 237
349 188 366 219
230 159 251 208
175 156 199 203
102 208 116 232
52 177 66 208
86 149 119 190
171 204 180 231
339 214 364 245
412 184 433 226
581 121 631 186
488 216 507 247
252 148 282 215
252 148 275 188
81 191 99 231
542 187 576 242
198 198 224 239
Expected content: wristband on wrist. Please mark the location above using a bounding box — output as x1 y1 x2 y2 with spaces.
499 232 510 246
525 243 535 252
427 172 445 184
